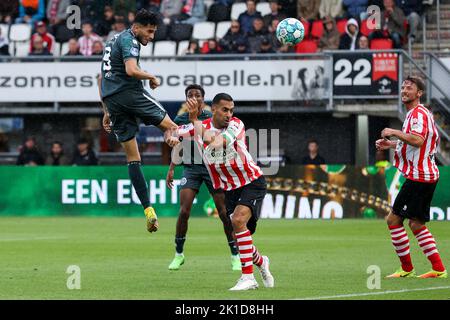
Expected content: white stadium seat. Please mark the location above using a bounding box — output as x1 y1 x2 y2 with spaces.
256 2 271 16
9 24 32 42
52 42 61 56
153 41 176 56
192 21 216 41
177 40 189 56
15 41 30 57
0 24 9 38
216 21 231 39
140 42 153 57
60 42 69 55
231 2 247 20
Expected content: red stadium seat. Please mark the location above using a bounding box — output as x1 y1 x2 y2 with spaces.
360 19 371 37
370 38 393 50
300 18 310 39
295 39 318 53
336 19 348 34
310 20 324 39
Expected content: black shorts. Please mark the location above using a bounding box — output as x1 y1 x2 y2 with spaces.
225 176 266 234
392 179 438 222
104 89 167 143
180 164 221 195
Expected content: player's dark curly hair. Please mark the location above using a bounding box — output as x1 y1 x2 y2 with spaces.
134 9 160 26
212 93 233 105
185 84 205 97
404 76 425 92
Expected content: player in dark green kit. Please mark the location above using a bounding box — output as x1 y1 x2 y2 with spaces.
99 9 179 233
166 85 240 271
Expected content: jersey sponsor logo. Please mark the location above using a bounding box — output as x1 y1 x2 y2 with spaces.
204 146 237 164
130 47 139 56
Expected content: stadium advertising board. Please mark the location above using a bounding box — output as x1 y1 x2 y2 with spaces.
0 166 449 220
0 59 326 102
333 52 399 97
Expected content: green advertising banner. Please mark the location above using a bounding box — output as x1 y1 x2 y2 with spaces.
0 165 449 219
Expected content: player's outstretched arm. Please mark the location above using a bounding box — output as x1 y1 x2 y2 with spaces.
97 74 111 133
124 58 160 89
381 128 425 148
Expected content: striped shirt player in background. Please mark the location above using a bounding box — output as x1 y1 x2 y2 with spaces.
176 93 275 291
376 76 447 279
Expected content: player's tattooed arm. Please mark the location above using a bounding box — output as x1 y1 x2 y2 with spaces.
381 128 425 148
124 59 160 89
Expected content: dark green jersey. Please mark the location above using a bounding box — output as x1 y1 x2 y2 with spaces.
175 109 212 166
101 29 143 99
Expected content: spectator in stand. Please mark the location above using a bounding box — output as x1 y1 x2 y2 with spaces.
15 0 45 25
91 40 104 56
319 0 343 19
16 136 44 166
113 0 136 18
30 21 55 54
107 16 127 41
95 5 116 38
46 141 69 165
318 16 341 51
219 20 248 54
339 18 360 50
78 21 102 56
72 138 98 166
0 0 18 24
236 37 250 54
205 39 220 54
396 0 423 42
259 37 275 53
247 17 269 54
181 0 206 25
279 0 297 17
297 0 320 21
65 38 83 56
263 0 286 28
0 132 9 152
160 0 183 25
368 0 405 48
138 0 161 13
358 34 369 49
342 0 368 21
0 28 10 56
29 34 53 56
184 40 200 54
238 0 263 34
46 0 71 34
301 139 325 165
215 0 233 6
127 11 136 25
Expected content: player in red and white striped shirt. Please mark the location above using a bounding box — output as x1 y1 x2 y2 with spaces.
376 76 447 279
177 93 274 290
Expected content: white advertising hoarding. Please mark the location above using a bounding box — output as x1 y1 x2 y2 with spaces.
0 59 326 102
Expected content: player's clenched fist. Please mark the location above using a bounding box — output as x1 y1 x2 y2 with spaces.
148 75 160 89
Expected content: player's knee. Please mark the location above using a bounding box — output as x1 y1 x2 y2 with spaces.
179 207 191 220
386 212 400 226
408 219 424 232
231 213 246 228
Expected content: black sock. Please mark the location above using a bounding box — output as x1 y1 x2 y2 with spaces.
128 161 150 209
175 237 186 254
228 240 239 256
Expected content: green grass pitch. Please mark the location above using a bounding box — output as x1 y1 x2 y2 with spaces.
0 217 449 300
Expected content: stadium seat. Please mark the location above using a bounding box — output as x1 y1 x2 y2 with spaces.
256 2 271 16
0 24 9 38
360 20 371 37
207 3 231 22
216 21 231 39
300 19 310 39
231 2 247 20
60 42 69 55
336 19 348 34
154 23 168 41
153 40 177 56
192 21 216 41
53 42 61 56
295 39 318 53
370 38 393 50
14 41 30 57
169 23 193 41
9 24 31 42
310 20 324 39
140 42 153 57
177 40 189 55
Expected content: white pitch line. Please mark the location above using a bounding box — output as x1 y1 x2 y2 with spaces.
294 286 450 300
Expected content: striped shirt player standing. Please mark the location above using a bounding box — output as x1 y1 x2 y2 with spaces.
376 76 447 279
177 93 275 291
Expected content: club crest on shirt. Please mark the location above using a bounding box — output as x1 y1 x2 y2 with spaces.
130 47 139 56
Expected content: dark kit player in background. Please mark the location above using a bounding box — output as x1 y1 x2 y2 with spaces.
376 76 447 279
99 9 180 233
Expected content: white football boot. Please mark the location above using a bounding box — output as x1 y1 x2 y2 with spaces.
229 275 259 291
257 256 274 288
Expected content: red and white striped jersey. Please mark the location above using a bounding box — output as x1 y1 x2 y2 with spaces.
393 104 440 183
177 117 263 191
